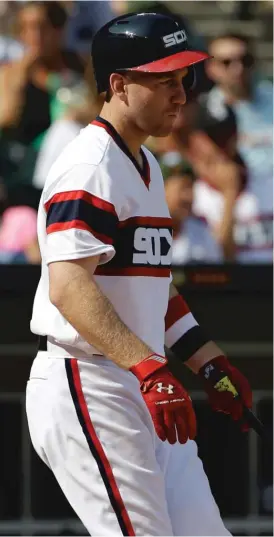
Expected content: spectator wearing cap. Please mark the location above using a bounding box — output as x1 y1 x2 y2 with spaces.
0 1 85 189
193 33 273 263
162 160 223 265
64 1 114 59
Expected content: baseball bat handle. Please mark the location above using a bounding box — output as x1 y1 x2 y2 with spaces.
210 371 265 438
242 406 265 438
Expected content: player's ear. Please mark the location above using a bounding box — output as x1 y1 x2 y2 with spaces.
109 73 127 101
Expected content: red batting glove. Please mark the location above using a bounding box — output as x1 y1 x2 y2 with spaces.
130 354 196 444
199 355 253 431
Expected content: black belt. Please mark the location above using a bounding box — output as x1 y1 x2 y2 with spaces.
38 336 47 351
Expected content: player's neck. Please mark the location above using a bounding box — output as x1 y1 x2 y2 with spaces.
99 105 147 165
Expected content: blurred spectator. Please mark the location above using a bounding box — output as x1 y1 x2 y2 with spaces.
0 35 24 65
162 158 223 264
205 33 272 187
0 1 85 189
217 1 254 20
33 81 101 189
0 2 24 65
0 206 39 264
148 99 240 260
64 1 114 59
0 1 18 34
111 0 128 16
0 185 40 264
193 33 273 263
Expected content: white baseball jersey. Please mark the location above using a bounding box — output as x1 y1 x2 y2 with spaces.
171 215 223 264
193 177 273 263
27 116 230 537
31 117 173 355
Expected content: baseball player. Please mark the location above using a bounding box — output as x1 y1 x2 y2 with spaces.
26 12 252 536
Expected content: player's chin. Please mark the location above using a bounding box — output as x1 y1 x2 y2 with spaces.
150 118 177 137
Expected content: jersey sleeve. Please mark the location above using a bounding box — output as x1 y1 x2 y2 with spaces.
43 162 120 265
164 294 210 361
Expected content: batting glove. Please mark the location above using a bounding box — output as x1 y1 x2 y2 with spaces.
130 354 196 444
199 355 252 431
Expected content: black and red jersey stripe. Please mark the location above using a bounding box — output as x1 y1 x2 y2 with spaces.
165 295 190 331
45 192 172 277
45 190 119 244
170 326 209 363
118 216 172 228
96 216 173 278
95 266 171 277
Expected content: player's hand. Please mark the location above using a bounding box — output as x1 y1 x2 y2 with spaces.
199 355 252 431
130 354 196 444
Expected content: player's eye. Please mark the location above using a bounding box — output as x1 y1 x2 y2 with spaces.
160 79 177 87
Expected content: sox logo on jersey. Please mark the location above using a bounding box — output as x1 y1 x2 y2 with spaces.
133 227 172 266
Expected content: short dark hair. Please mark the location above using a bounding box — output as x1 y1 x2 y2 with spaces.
19 1 67 29
162 161 196 183
208 32 253 51
195 97 237 148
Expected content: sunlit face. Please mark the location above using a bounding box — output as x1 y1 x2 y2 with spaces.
207 38 254 92
165 174 194 220
120 68 189 137
17 5 63 57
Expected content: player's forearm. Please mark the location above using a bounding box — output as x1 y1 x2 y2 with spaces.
49 262 153 370
184 340 224 373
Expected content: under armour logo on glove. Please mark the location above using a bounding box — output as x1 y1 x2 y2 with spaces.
156 383 174 394
130 354 196 444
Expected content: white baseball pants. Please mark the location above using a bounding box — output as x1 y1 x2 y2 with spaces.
26 352 231 536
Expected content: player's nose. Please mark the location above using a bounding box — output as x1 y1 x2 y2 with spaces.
172 83 186 105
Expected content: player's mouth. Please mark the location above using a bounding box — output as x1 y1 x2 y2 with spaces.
166 108 181 117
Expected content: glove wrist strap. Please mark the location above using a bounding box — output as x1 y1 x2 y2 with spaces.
199 355 230 382
130 354 167 383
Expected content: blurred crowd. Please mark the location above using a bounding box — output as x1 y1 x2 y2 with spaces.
0 0 272 265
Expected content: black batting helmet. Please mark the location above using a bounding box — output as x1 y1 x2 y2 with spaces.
91 12 210 94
